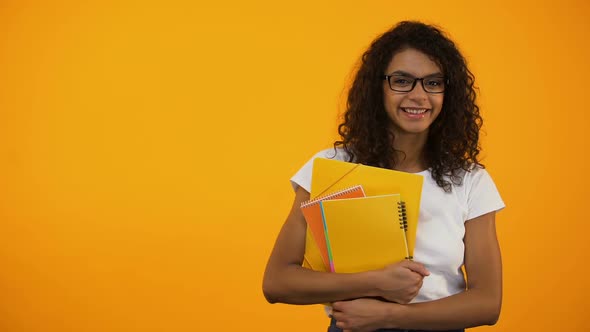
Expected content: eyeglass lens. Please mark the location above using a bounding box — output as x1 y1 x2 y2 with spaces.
389 75 445 93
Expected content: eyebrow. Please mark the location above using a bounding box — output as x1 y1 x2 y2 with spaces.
389 70 444 78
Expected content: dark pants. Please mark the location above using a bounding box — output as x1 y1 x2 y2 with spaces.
328 318 465 332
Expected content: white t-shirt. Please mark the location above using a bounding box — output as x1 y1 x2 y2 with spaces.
290 148 505 303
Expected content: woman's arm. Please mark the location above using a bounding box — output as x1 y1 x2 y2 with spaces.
262 186 429 305
332 211 502 330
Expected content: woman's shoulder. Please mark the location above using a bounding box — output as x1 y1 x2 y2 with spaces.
429 165 497 197
290 147 351 193
311 147 351 162
456 164 502 201
461 164 494 185
438 164 491 187
460 164 505 218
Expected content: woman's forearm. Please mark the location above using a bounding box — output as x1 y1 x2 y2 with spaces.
387 288 501 330
263 265 379 305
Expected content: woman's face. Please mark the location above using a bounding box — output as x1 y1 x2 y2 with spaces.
383 48 444 137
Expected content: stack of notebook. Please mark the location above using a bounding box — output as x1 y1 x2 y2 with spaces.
301 158 424 273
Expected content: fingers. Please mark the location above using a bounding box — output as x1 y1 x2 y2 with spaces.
401 260 430 276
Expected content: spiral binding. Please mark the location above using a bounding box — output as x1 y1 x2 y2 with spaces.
398 201 412 259
397 201 408 231
300 184 364 208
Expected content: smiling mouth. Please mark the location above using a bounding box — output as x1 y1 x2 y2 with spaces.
401 108 429 114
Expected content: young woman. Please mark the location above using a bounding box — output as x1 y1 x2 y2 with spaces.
263 21 504 332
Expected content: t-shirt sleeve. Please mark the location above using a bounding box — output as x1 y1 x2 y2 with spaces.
466 168 505 220
290 154 315 193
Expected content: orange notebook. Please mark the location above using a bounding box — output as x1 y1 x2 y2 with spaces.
301 185 365 270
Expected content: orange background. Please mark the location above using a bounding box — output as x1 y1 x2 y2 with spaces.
0 1 588 331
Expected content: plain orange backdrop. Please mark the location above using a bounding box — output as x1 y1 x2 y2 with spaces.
0 1 589 331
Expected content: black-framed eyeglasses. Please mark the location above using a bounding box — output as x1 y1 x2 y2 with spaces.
382 74 447 93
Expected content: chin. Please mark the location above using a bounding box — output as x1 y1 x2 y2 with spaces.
393 123 431 135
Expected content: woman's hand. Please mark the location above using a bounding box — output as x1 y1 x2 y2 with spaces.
372 260 430 304
332 298 403 332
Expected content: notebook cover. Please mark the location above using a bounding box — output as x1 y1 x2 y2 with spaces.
310 158 423 257
320 195 409 273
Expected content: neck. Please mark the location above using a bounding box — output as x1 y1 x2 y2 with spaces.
391 131 429 173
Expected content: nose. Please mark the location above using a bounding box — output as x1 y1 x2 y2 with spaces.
407 79 428 100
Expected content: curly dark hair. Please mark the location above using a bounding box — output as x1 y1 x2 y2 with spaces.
334 21 483 192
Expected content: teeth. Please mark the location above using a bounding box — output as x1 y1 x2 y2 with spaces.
403 108 427 114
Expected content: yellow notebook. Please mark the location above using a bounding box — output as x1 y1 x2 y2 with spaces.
301 185 366 269
320 195 409 273
302 230 328 272
310 158 423 257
